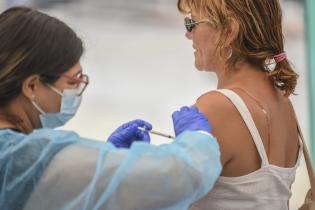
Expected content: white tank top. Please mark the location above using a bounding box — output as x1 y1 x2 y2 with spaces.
190 89 303 210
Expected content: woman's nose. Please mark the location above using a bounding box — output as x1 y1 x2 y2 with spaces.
185 31 193 40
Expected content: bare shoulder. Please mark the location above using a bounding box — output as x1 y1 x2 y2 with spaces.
195 91 236 123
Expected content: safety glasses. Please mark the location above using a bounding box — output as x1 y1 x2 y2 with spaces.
184 17 206 32
62 73 89 96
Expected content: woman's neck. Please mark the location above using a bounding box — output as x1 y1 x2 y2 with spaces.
0 118 16 129
216 62 267 89
0 97 36 133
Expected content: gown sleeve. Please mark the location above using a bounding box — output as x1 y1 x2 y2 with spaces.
23 130 221 210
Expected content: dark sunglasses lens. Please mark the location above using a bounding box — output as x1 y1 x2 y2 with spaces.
186 25 192 32
184 17 190 24
184 18 193 32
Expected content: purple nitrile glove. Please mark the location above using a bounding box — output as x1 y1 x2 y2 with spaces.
172 106 212 136
108 119 152 148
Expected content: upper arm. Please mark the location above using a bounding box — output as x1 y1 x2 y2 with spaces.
195 91 239 167
106 153 202 209
25 132 221 210
103 132 221 209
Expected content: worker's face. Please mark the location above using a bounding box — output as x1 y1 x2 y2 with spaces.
185 9 222 72
36 62 84 114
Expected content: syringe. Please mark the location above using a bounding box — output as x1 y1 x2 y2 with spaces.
138 127 175 139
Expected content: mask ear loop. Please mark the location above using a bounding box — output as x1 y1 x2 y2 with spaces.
30 95 46 115
46 84 63 96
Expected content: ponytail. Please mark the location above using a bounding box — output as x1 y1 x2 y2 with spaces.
267 59 299 97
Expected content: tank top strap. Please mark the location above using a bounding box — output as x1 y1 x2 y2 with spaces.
214 89 269 165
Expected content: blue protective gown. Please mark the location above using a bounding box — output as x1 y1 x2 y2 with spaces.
0 128 221 210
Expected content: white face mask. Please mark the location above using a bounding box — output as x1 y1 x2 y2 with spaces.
31 85 82 128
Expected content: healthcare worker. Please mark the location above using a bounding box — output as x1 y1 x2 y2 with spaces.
0 7 222 210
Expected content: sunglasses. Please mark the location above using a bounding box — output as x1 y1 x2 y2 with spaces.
184 17 206 32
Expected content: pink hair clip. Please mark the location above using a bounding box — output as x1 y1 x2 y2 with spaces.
272 52 287 63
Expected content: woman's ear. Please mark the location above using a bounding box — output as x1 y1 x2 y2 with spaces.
22 75 41 100
225 17 239 46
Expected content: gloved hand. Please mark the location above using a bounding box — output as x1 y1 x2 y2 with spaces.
108 119 152 148
172 106 212 136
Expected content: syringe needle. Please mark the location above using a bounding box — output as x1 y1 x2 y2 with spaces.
138 127 174 139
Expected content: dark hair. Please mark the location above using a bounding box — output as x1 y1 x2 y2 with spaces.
178 0 298 96
0 7 84 107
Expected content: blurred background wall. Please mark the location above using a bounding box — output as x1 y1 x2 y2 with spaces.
0 0 310 209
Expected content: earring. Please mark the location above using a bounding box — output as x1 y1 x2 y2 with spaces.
226 46 233 60
220 45 233 60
